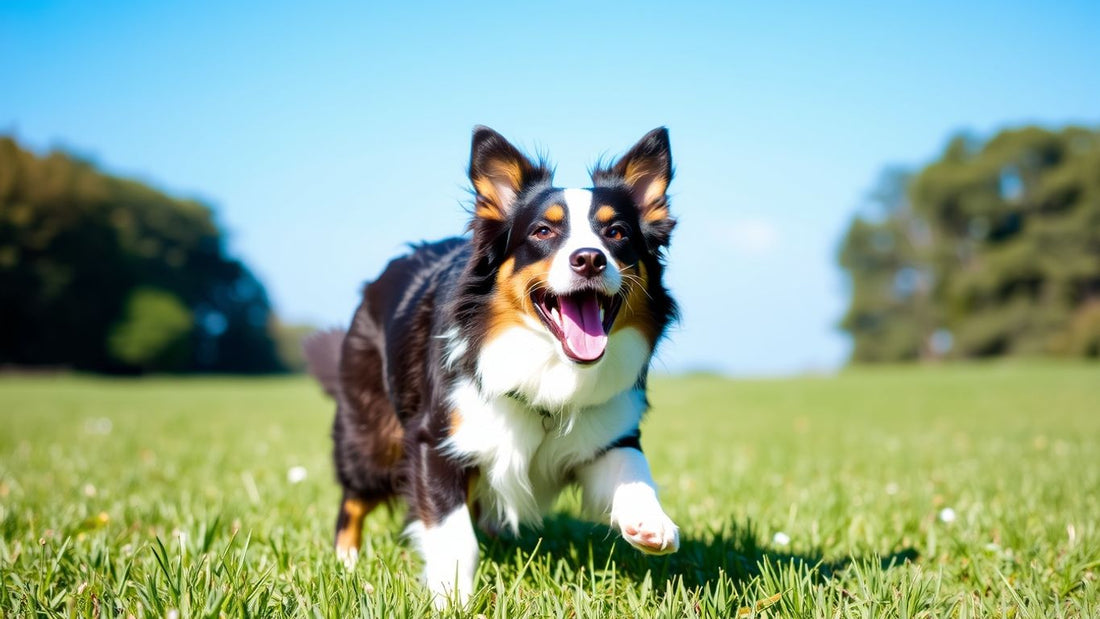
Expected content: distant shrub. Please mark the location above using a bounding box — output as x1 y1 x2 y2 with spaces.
108 288 193 371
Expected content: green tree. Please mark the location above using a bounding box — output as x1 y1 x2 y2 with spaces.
839 126 1100 361
0 136 285 373
108 288 193 370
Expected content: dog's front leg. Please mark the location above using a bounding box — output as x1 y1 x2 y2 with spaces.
577 446 679 555
405 428 478 608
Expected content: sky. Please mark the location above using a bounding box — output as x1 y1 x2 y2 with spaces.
3 1 1098 375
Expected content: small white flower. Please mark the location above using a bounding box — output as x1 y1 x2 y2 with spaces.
287 466 308 484
83 483 96 497
167 610 180 619
884 482 899 495
938 507 957 523
772 531 791 546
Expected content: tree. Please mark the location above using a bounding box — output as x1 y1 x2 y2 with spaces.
839 126 1100 362
0 136 286 373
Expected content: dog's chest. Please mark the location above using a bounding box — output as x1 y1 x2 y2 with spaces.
444 381 644 533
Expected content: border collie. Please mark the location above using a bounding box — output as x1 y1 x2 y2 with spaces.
304 126 679 606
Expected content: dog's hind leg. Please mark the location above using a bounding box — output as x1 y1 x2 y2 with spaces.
334 492 375 568
330 396 400 567
328 310 406 569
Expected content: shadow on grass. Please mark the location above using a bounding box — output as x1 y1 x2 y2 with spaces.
481 514 919 590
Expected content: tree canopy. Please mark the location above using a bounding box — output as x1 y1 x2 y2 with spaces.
0 136 287 373
839 126 1100 362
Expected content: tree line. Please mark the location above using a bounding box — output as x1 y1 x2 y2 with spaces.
0 136 299 373
839 125 1100 362
6 126 1096 372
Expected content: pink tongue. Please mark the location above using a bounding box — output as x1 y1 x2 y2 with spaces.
557 292 607 361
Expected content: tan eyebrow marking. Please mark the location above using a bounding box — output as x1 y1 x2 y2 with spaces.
544 204 565 223
596 205 616 223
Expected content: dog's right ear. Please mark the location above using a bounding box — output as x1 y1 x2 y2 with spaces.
469 126 550 221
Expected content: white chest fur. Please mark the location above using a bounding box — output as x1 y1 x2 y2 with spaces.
475 321 651 410
443 382 646 534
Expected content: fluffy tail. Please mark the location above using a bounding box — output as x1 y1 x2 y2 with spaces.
303 328 346 399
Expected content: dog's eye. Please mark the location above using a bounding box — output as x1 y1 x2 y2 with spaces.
531 225 555 240
605 224 628 241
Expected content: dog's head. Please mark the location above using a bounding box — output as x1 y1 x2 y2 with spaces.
462 126 677 367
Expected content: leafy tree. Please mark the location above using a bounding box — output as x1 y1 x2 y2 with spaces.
0 136 285 373
839 126 1100 361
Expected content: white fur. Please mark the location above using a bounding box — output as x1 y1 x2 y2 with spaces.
528 389 647 510
437 326 468 371
476 324 650 410
405 506 480 608
445 382 647 535
548 188 623 294
577 447 679 555
445 381 545 529
336 545 358 570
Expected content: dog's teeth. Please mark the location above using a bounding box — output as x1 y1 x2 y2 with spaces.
551 307 560 323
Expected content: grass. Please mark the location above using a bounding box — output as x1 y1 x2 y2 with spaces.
1 363 1098 617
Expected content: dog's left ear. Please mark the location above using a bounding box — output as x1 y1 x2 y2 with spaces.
469 126 550 221
593 127 675 247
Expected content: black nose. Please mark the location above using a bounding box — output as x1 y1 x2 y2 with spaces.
570 248 607 277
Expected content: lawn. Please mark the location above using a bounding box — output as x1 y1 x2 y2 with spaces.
1 364 1097 617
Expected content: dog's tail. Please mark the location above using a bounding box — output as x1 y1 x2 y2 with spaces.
303 328 346 399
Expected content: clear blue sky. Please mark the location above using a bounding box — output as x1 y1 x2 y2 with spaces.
3 1 1098 375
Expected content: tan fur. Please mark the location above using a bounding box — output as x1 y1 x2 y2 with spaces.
485 256 553 342
622 158 670 223
473 160 528 221
473 178 507 221
611 262 661 345
642 204 670 223
489 254 661 348
595 205 616 223
449 409 463 436
543 204 565 223
335 497 375 555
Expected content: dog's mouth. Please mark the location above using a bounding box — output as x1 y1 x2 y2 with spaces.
531 289 623 364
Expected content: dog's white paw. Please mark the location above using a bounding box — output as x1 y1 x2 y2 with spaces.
336 545 359 570
608 480 680 555
617 511 680 555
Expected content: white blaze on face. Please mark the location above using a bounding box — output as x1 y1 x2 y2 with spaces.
547 189 622 294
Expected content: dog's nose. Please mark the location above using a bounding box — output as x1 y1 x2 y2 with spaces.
570 248 607 277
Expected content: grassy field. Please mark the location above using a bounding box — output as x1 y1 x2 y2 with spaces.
1 364 1098 617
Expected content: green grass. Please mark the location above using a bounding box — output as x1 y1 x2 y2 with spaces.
1 363 1098 617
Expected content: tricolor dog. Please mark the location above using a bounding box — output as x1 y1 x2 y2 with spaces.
305 126 680 606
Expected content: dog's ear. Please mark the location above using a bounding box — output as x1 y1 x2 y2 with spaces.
469 126 549 221
593 127 675 247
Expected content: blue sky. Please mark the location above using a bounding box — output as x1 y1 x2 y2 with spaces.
3 1 1098 374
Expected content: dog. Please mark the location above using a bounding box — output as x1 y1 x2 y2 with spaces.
304 126 680 606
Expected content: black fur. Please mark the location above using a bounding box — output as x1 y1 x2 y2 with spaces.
305 125 679 564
